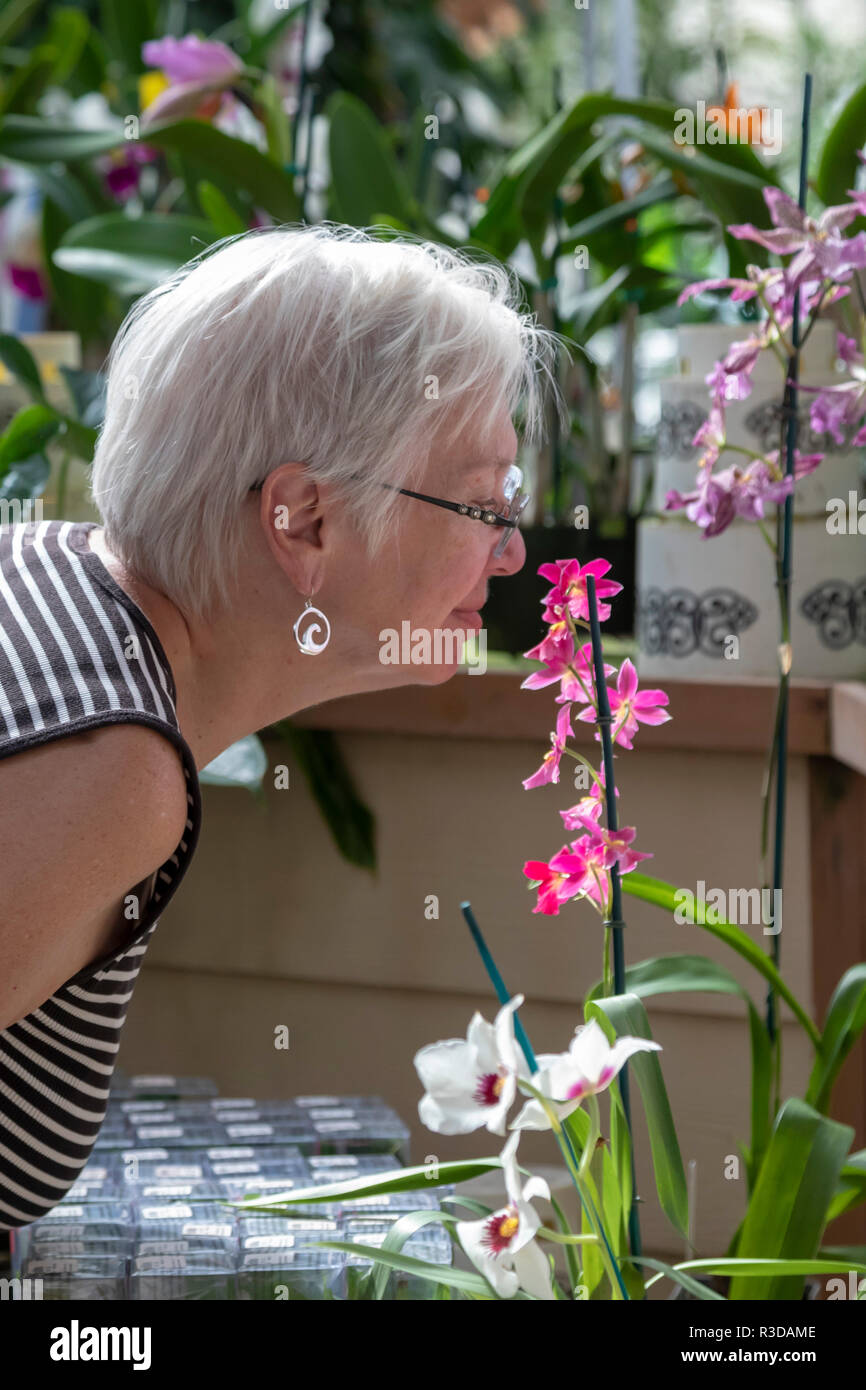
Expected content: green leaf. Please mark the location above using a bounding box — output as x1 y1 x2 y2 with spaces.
53 213 215 294
682 1256 866 1278
98 0 157 74
0 0 41 47
474 94 682 258
806 964 866 1113
230 1157 504 1211
200 734 267 791
0 404 61 478
622 873 820 1046
196 180 247 239
587 954 772 1186
0 454 51 502
318 1241 500 1299
0 44 59 118
564 179 678 244
729 1098 853 1300
0 115 126 162
585 993 689 1239
59 368 106 429
42 196 106 344
0 334 44 400
827 1149 866 1222
273 721 376 871
816 83 866 208
371 1208 457 1300
629 1255 726 1300
143 121 299 221
326 92 416 227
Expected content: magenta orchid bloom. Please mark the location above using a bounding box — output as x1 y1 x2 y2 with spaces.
800 380 866 447
523 843 590 915
140 35 243 127
525 824 651 916
522 702 574 790
666 451 822 537
539 558 623 625
142 35 243 84
575 659 670 750
729 187 866 288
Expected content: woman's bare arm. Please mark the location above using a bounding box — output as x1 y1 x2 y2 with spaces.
0 723 191 1029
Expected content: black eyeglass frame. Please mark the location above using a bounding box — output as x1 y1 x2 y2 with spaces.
249 466 530 555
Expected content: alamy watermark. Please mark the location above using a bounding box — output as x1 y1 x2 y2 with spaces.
674 102 782 157
674 880 782 935
379 622 487 674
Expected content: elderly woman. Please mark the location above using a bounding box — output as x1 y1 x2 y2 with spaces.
0 223 559 1228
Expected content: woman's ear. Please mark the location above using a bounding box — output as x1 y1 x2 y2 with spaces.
258 463 325 596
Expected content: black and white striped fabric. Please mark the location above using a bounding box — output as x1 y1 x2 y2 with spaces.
0 519 202 1229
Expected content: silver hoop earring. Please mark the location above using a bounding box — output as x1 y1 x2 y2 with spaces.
293 596 331 655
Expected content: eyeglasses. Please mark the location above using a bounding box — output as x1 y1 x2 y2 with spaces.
249 462 530 558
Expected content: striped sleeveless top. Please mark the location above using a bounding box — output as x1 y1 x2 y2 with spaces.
0 519 202 1229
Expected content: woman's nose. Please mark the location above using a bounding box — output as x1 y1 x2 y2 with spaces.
489 527 526 578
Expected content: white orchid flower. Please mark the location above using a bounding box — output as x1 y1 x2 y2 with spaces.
415 994 525 1136
456 1130 555 1300
512 1018 661 1131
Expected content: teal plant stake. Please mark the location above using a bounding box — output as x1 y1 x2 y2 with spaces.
585 571 642 1263
459 899 630 1300
768 71 812 1048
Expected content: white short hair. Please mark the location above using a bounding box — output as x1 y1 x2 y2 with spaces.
90 222 563 618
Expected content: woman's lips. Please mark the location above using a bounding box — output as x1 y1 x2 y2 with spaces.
449 608 483 631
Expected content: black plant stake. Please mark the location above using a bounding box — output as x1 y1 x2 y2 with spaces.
586 571 642 1264
767 73 812 1054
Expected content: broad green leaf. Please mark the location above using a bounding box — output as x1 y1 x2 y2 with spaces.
200 734 267 791
371 1207 457 1300
0 334 43 400
806 964 866 1113
630 1255 726 1299
99 0 157 74
42 196 106 344
59 368 106 429
586 993 689 1239
196 181 247 238
230 1157 505 1211
0 116 126 162
622 873 819 1046
729 1098 853 1300
0 404 60 477
142 122 299 221
0 454 51 502
827 1150 866 1222
816 82 866 208
473 94 682 258
326 92 415 227
0 0 41 46
563 179 678 244
318 1240 504 1298
53 213 214 294
587 953 772 1187
0 44 58 118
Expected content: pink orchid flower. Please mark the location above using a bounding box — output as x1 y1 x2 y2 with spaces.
140 35 243 127
522 702 574 790
577 659 670 750
729 187 866 287
525 824 651 916
559 764 618 830
523 843 590 915
539 558 623 625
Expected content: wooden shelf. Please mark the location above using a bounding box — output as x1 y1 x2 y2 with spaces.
286 670 855 762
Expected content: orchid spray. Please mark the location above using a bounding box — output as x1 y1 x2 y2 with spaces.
521 558 670 997
666 94 866 1097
